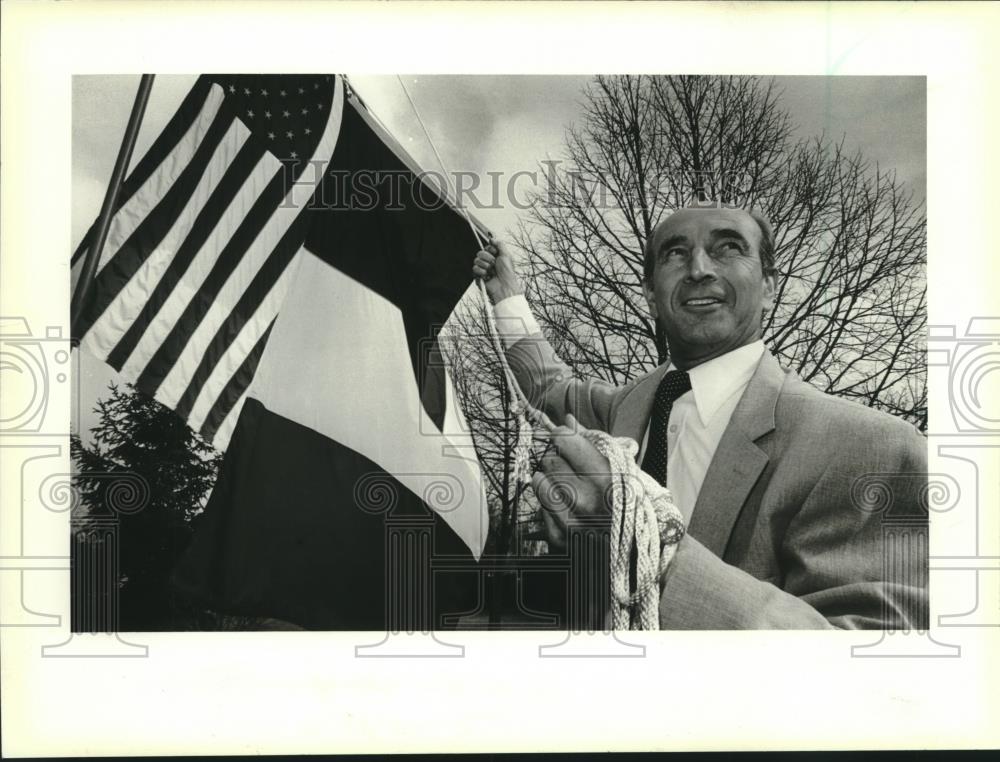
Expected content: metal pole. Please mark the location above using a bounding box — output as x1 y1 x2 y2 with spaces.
71 74 155 343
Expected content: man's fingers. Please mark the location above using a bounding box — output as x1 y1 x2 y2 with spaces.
531 470 562 509
548 425 612 483
532 470 569 548
526 405 556 432
548 425 590 462
522 526 550 542
539 451 572 475
472 250 497 278
534 461 580 525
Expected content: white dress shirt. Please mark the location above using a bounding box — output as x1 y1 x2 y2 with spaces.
494 294 764 524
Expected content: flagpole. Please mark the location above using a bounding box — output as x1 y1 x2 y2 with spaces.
71 74 155 344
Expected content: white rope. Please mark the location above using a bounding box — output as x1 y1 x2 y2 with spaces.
582 430 686 630
395 76 535 487
396 76 486 248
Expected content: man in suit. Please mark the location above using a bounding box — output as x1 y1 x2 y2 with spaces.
472 203 928 629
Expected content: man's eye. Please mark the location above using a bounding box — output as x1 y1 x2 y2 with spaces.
715 241 743 255
663 247 687 259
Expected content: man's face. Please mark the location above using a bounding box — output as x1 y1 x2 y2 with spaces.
643 207 775 368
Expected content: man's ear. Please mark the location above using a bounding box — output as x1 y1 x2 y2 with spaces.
643 278 658 319
761 271 776 312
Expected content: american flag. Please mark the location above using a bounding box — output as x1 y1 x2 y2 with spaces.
72 74 344 449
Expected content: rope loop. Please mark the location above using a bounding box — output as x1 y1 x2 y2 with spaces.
582 431 686 630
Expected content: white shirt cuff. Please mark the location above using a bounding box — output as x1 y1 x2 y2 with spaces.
493 294 542 348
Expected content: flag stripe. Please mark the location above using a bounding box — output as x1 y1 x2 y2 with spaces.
105 138 267 371
115 78 219 218
182 259 287 435
241 249 487 556
172 219 307 423
209 386 250 452
70 77 216 268
172 396 478 630
116 150 281 383
70 235 88 295
134 168 294 395
138 80 345 402
85 117 251 364
76 96 235 343
303 103 476 321
199 321 275 445
347 98 492 241
96 85 228 277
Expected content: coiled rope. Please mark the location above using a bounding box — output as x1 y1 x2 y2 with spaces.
584 430 686 629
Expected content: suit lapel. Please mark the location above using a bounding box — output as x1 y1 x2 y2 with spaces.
686 352 786 557
610 365 668 442
609 351 787 557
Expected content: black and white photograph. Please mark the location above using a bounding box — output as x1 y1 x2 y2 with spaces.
2 1 999 756
68 72 929 634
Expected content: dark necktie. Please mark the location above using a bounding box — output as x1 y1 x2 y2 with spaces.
639 369 691 487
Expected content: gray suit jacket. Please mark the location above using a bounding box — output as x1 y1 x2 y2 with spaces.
508 334 928 630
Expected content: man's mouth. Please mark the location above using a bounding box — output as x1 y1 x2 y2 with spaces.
682 296 725 307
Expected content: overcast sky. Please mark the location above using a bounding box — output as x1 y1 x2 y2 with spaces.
72 74 925 437
73 74 925 245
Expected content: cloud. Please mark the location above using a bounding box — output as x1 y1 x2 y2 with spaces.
773 75 925 199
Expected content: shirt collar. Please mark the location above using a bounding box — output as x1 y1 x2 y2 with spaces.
667 340 765 427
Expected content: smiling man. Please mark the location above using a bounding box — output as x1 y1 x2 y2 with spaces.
473 203 928 630
644 206 775 369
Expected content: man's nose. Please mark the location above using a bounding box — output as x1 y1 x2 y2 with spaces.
686 246 716 281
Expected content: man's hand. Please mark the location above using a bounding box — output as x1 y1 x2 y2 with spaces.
472 238 523 304
531 414 613 551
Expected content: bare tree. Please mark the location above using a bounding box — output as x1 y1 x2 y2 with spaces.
514 75 926 429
